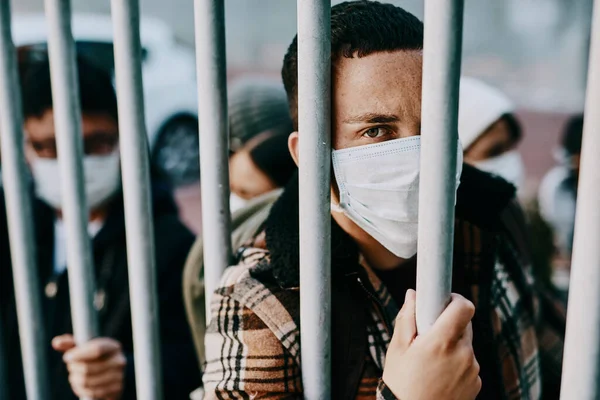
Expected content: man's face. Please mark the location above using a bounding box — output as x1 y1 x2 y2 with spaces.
286 50 423 267
24 109 119 162
331 50 423 151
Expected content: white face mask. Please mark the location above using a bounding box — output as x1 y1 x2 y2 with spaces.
474 150 524 189
332 136 463 258
31 151 121 211
230 193 250 214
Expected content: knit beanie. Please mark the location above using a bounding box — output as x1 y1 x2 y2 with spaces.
228 77 294 152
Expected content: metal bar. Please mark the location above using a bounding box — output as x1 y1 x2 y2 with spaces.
110 0 163 398
415 0 464 334
193 0 233 320
0 317 8 400
44 0 98 351
0 3 50 397
560 0 600 397
297 0 332 398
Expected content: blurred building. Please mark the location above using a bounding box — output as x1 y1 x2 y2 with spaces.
14 0 593 194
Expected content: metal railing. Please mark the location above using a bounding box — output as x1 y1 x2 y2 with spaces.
297 0 332 398
416 0 464 333
111 0 163 398
193 0 233 321
559 0 600 397
1 0 599 398
44 0 99 358
0 1 49 398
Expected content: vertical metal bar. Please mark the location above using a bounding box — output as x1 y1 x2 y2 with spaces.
297 0 332 398
415 0 464 334
193 0 233 320
44 0 98 351
0 317 8 400
0 3 50 397
110 0 162 398
560 0 600 397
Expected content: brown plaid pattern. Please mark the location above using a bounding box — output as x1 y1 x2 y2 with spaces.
203 217 565 399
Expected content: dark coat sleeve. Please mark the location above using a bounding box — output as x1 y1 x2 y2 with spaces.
153 214 201 399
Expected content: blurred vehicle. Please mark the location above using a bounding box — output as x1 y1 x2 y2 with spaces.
13 13 200 186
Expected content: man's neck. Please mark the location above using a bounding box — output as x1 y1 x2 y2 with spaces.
331 211 407 271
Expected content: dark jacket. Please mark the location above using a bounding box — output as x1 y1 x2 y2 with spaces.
0 183 200 399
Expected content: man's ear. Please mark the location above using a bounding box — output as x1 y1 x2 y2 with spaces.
288 131 300 167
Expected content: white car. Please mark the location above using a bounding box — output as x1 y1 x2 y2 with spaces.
13 13 200 186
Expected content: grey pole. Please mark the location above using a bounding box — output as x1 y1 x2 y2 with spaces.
560 0 600 397
44 0 98 349
297 0 332 398
0 317 8 400
110 0 163 399
415 0 464 334
193 0 233 320
0 1 49 398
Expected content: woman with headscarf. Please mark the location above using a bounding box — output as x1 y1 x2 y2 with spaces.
182 77 297 379
458 77 525 189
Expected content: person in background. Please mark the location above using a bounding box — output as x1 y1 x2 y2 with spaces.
0 57 200 399
183 77 297 375
229 132 297 211
227 76 295 212
536 114 583 290
458 76 525 189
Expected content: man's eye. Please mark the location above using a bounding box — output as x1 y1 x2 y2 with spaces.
363 127 389 138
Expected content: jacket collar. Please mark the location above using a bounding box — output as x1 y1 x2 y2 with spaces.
34 180 178 261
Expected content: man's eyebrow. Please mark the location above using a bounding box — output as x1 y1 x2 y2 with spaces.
342 112 400 124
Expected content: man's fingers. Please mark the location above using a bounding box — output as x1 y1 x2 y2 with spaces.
67 353 127 376
69 369 123 390
430 293 475 344
52 334 76 353
458 321 474 346
63 338 122 362
391 289 417 351
72 382 123 400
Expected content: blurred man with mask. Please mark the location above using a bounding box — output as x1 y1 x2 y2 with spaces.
202 2 564 399
458 77 525 189
0 58 200 399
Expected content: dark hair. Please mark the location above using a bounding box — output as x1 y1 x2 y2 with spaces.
281 0 424 130
21 56 118 122
562 114 584 155
501 113 523 145
249 133 297 187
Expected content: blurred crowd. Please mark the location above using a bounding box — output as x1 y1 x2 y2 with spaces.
0 1 586 399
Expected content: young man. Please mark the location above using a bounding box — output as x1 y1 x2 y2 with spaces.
458 77 524 189
0 58 200 399
202 2 565 399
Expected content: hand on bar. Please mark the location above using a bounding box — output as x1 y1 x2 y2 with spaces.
382 290 481 400
52 334 126 400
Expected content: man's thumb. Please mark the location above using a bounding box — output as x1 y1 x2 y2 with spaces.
52 334 76 353
391 289 417 352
